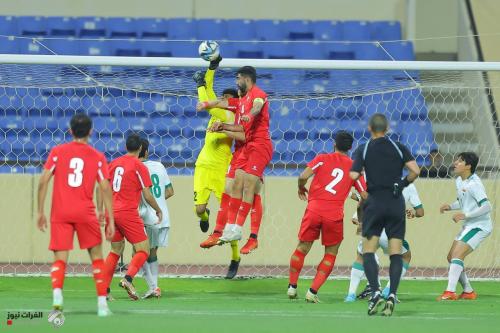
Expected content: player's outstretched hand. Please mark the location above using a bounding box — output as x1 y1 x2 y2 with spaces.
452 212 466 223
298 186 308 201
156 210 163 225
37 213 47 232
209 121 223 132
440 204 451 213
406 209 416 219
105 220 115 241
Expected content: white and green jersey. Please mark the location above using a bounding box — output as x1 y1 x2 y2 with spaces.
454 174 492 232
139 160 172 228
403 183 423 210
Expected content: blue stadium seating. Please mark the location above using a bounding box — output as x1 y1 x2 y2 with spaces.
136 18 169 38
168 18 196 39
106 17 137 38
226 19 255 40
196 19 227 40
46 17 76 37
312 21 342 41
255 20 286 41
0 16 18 36
370 21 402 41
342 21 371 41
77 17 107 37
282 20 314 40
17 16 47 37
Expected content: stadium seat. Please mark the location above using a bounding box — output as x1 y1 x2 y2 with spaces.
196 19 227 40
170 41 198 57
282 20 314 40
255 20 286 41
342 21 371 41
168 18 196 39
291 42 324 59
312 20 342 41
137 18 169 38
380 41 415 61
353 42 389 60
78 39 111 56
322 42 355 60
106 17 137 38
226 19 256 40
142 40 172 57
262 43 293 59
0 16 18 36
77 17 107 37
398 120 436 156
0 36 19 54
233 41 263 58
0 94 22 117
393 90 428 121
17 16 47 36
46 16 76 36
46 38 79 55
111 39 142 57
370 21 402 41
18 38 51 55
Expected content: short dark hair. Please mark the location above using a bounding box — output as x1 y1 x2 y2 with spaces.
138 138 149 158
126 133 142 152
334 130 354 152
458 152 479 174
237 66 257 83
222 88 238 98
70 113 92 138
369 113 388 133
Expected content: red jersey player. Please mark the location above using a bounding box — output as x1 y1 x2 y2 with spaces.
287 131 367 303
37 114 115 317
102 133 163 300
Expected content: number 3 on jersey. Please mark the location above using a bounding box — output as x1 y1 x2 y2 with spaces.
113 167 125 192
325 168 344 195
68 158 84 187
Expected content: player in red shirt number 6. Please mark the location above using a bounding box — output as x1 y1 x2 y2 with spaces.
287 131 367 303
103 134 163 300
37 114 115 317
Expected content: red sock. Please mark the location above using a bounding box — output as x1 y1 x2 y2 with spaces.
289 249 306 286
214 193 232 233
126 251 149 279
226 197 242 225
250 194 263 235
310 254 336 292
92 259 107 296
104 252 120 290
235 201 252 227
51 260 66 289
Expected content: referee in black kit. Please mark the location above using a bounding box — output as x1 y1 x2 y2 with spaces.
350 113 420 317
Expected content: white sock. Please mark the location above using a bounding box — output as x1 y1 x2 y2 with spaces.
459 270 473 293
142 262 154 291
53 288 63 306
385 262 409 291
446 258 464 292
150 260 159 290
348 262 365 295
97 296 107 308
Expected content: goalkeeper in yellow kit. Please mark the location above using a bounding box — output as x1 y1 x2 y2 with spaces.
192 56 242 275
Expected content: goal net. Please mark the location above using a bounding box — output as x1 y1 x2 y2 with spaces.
0 47 499 280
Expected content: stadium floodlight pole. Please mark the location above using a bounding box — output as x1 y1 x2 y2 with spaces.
2 54 500 71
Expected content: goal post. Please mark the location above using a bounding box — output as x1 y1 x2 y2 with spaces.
0 54 498 280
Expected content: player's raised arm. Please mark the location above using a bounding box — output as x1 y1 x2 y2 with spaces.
197 99 228 111
37 168 54 232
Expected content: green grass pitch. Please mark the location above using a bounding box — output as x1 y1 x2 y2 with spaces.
1 277 499 332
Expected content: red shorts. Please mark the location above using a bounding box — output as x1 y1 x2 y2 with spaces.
236 142 272 177
111 211 148 244
49 219 102 251
298 209 343 246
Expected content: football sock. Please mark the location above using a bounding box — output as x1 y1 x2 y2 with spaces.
230 240 240 261
235 201 252 227
289 249 306 286
227 197 242 225
214 193 231 233
459 270 473 293
91 259 107 297
310 254 336 293
362 252 380 291
389 254 403 295
142 262 154 290
250 194 263 236
348 262 365 295
385 261 409 291
104 252 120 289
51 260 66 290
149 256 159 290
446 258 464 292
126 250 149 280
198 209 209 222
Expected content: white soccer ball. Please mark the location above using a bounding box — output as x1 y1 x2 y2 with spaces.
198 40 220 61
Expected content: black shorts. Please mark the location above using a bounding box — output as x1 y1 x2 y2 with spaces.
362 191 406 240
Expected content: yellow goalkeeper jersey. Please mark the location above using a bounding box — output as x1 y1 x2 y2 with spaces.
195 107 234 170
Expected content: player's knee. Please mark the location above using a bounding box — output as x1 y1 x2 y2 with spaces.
297 243 311 254
111 241 125 255
403 250 411 262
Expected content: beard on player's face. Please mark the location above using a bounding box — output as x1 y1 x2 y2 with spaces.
237 81 247 94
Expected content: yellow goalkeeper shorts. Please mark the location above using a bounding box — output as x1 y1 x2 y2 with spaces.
193 166 226 205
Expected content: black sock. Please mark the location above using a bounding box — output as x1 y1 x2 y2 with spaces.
147 256 158 264
389 254 403 295
249 233 257 239
309 288 317 294
124 275 133 283
288 284 297 289
362 253 380 292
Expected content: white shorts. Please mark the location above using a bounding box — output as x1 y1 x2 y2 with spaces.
357 230 410 255
145 225 169 248
455 226 490 250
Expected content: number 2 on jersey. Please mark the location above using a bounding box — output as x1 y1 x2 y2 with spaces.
324 168 344 195
112 167 125 192
68 158 84 187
